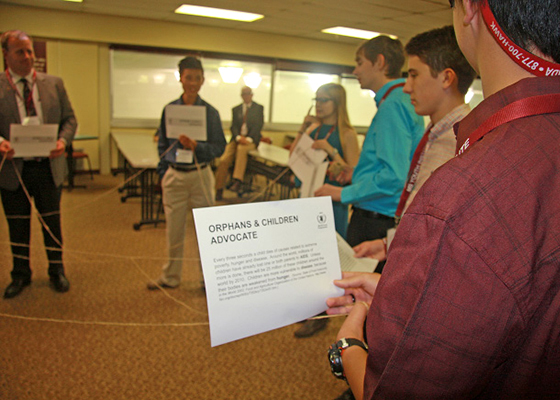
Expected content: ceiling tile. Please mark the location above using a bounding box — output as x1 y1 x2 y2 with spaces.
2 0 455 46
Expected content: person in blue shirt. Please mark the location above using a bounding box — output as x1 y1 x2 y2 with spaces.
315 36 424 270
148 56 226 290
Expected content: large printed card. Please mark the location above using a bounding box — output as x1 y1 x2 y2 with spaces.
165 104 207 141
193 197 344 346
10 124 58 158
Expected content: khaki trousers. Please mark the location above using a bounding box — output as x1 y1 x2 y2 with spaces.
214 141 257 189
159 166 215 286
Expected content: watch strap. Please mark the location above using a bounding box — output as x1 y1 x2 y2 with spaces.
328 338 368 381
338 338 368 353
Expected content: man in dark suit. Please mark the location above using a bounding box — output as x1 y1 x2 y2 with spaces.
0 30 77 299
214 86 264 199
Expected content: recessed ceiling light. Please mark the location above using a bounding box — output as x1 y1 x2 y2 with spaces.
218 67 244 84
243 72 262 89
175 4 263 22
321 26 397 40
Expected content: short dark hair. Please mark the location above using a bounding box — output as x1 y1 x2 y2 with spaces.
357 36 405 79
466 0 560 63
178 56 203 75
1 30 32 52
405 25 476 95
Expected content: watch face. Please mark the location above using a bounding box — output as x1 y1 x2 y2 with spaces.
328 343 345 380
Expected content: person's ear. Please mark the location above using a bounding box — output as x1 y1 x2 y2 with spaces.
441 68 457 90
462 0 480 26
374 54 386 71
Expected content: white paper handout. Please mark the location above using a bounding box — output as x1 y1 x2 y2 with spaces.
336 232 379 273
165 104 207 141
288 134 328 181
193 196 344 347
10 124 58 158
289 134 331 198
300 160 329 198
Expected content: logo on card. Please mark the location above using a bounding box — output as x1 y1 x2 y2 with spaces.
317 212 328 229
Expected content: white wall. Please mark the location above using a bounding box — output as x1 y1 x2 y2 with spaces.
0 3 358 174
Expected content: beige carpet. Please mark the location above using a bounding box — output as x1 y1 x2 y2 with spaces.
0 174 349 400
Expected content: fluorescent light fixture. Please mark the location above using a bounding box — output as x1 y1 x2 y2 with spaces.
219 67 244 84
308 74 337 92
63 0 83 2
243 72 262 89
322 26 397 40
175 4 263 22
153 74 165 85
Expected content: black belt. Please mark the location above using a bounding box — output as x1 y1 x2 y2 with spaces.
352 207 392 220
23 157 49 163
170 163 207 173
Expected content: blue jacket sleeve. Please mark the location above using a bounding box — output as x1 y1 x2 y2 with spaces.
157 108 172 177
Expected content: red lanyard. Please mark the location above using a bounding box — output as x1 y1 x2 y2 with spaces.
378 82 405 106
456 93 560 156
395 127 431 218
481 3 560 77
313 124 336 141
5 69 37 104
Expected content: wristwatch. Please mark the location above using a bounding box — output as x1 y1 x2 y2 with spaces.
328 338 368 381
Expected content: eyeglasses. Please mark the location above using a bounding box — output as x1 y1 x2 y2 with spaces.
313 97 333 104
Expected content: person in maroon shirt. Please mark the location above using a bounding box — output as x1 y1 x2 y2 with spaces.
326 1 560 399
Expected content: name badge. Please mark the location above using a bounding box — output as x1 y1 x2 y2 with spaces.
22 116 41 126
176 149 193 164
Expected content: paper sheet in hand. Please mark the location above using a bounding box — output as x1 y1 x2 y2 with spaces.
288 134 327 181
300 161 329 198
336 232 378 273
10 124 58 158
193 196 344 346
165 104 207 141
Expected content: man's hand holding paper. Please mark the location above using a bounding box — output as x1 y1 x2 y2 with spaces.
326 271 381 316
178 134 197 151
49 139 66 159
0 140 15 160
